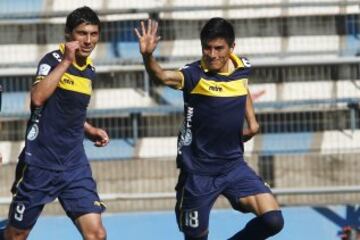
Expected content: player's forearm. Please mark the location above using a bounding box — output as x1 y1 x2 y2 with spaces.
31 60 72 107
242 124 259 142
84 121 95 136
142 54 168 84
142 54 183 88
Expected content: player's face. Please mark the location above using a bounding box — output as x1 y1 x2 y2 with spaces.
70 23 99 58
202 38 234 73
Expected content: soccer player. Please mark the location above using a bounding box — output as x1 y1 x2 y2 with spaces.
1 6 108 240
135 18 284 240
0 84 2 165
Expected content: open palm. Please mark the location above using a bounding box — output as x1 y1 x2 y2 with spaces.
134 19 161 56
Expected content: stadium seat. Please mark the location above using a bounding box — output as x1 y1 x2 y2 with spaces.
84 138 135 160
336 80 360 98
281 81 333 101
0 0 43 15
249 83 277 102
137 137 177 159
0 141 25 164
259 132 314 155
90 88 156 109
321 130 360 154
155 87 183 106
343 35 360 56
287 35 339 54
0 92 29 115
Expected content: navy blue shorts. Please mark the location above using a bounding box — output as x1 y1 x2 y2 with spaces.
175 161 271 236
8 164 105 230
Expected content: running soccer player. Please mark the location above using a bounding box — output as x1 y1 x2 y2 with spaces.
1 6 108 240
135 18 284 240
0 84 2 164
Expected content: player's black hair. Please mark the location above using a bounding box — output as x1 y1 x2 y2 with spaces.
65 6 101 40
200 17 235 47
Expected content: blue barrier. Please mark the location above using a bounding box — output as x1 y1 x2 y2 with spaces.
84 138 135 160
3 205 356 240
260 132 314 155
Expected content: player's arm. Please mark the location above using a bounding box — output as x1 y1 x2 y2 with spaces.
31 41 79 107
84 121 109 147
242 88 260 142
134 19 183 89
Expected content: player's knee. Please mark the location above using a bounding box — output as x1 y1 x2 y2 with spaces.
261 210 284 236
82 225 106 240
4 226 31 240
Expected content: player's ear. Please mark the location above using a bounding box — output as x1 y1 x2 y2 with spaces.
65 32 71 41
230 42 235 52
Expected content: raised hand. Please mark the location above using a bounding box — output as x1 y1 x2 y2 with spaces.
134 19 161 56
63 41 80 63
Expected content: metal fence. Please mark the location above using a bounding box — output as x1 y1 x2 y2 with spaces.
0 0 360 216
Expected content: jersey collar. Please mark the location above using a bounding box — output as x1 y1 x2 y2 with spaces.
59 43 93 71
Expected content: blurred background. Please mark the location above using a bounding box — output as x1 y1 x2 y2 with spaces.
0 0 360 239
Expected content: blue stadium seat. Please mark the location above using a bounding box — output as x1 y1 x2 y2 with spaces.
343 35 360 56
260 132 314 155
0 0 43 14
0 92 29 115
84 138 135 160
157 87 183 106
113 42 142 60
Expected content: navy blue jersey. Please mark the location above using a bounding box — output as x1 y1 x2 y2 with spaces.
21 44 95 171
177 53 251 175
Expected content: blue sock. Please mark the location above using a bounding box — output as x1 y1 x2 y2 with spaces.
228 210 284 240
0 229 4 240
0 219 7 240
185 235 208 240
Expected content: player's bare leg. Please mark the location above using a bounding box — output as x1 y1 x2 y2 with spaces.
3 225 30 240
228 193 284 240
75 213 106 240
239 193 280 215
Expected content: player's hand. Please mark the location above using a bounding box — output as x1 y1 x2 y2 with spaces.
134 19 161 56
93 128 109 147
87 127 110 147
63 41 80 63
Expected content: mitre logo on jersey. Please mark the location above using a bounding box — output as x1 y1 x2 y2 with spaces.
62 77 74 85
37 64 51 76
209 85 223 92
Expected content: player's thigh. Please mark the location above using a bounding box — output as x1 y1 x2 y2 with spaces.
58 165 105 221
9 165 54 230
223 161 275 215
175 171 221 237
238 193 280 216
